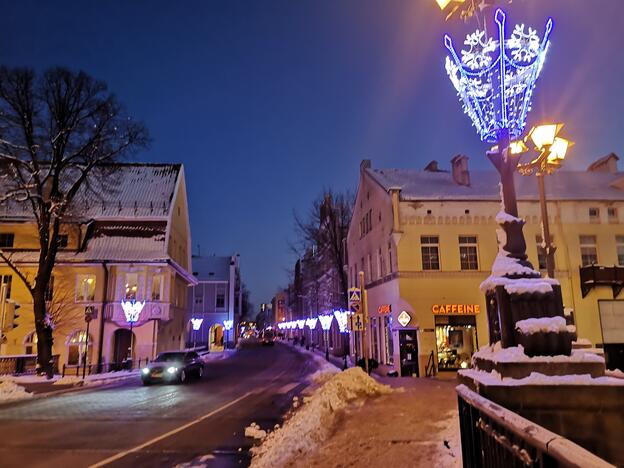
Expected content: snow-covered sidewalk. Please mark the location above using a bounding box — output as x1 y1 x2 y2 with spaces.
247 365 461 468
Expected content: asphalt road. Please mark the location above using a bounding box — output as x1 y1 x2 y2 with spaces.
0 341 318 468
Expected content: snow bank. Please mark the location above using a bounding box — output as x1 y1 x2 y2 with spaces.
286 344 340 380
515 316 568 335
606 368 624 379
249 367 391 467
0 379 33 402
460 368 624 386
199 349 236 363
474 342 604 363
245 422 267 440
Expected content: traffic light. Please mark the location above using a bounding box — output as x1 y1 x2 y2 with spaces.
5 300 20 328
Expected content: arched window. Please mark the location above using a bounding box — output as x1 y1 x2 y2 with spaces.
24 331 38 355
66 330 92 366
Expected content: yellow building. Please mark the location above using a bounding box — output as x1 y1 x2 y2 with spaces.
0 163 196 371
347 155 624 377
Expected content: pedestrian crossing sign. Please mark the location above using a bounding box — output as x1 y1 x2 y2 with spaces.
348 288 361 303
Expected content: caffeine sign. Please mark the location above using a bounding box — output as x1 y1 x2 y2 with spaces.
432 304 480 315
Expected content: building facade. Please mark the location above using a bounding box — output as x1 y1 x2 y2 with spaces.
186 255 242 350
0 163 195 370
347 155 624 377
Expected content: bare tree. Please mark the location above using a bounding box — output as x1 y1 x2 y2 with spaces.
293 190 353 310
0 67 148 377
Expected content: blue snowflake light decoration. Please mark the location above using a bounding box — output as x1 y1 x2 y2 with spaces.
444 9 553 143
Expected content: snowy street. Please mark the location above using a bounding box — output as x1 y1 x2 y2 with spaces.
0 342 318 467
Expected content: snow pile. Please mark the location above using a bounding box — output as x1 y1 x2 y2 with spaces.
249 367 392 467
199 349 236 363
473 342 604 363
0 379 33 402
515 316 568 335
503 279 554 295
495 210 523 224
245 422 267 440
605 368 624 379
460 368 624 386
53 376 85 386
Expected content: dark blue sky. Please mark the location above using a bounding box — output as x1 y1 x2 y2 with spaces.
3 1 623 307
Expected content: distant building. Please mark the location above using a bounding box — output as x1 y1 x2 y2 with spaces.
348 155 624 376
0 163 195 369
187 255 241 350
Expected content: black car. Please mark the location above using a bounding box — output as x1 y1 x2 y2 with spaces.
141 351 204 385
261 330 275 346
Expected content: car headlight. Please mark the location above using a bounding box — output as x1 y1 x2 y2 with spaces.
167 366 178 374
142 368 150 375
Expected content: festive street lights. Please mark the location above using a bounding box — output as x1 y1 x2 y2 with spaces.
223 319 233 349
517 124 574 278
333 310 350 370
121 299 145 365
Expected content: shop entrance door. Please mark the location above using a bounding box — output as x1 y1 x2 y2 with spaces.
399 330 419 377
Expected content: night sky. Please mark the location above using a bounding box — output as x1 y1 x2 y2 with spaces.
3 1 623 308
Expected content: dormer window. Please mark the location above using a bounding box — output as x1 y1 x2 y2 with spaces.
589 208 600 223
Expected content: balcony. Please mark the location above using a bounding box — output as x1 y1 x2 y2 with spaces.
579 264 624 298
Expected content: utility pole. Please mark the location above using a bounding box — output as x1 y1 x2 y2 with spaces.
359 271 370 374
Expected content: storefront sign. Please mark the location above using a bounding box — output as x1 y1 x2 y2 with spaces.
432 304 480 315
378 304 392 314
397 310 411 327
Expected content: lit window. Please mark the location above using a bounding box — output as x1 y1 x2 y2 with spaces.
76 274 96 302
421 236 440 270
124 273 138 300
589 208 600 223
459 236 478 270
151 274 163 301
579 235 598 266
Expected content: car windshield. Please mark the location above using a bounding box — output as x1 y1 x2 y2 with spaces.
154 352 185 363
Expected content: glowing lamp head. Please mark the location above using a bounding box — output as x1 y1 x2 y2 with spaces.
223 319 234 331
296 319 306 330
190 318 204 331
546 137 573 163
121 299 145 324
306 317 318 330
528 123 563 150
333 310 349 333
318 314 334 331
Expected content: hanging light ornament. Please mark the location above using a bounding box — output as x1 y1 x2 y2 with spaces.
444 9 553 144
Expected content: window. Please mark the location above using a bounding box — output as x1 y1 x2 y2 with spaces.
536 235 547 270
67 330 91 366
0 233 14 248
367 253 372 280
45 276 54 302
124 273 138 300
579 235 598 266
617 236 624 266
216 284 226 309
378 248 384 279
24 331 37 355
388 242 393 274
459 236 478 270
360 210 373 238
76 274 96 301
608 208 618 223
589 208 600 223
361 257 365 280
421 236 440 270
1 275 12 299
194 284 203 306
152 274 163 301
57 234 68 248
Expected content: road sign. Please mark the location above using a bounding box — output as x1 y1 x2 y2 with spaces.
348 288 361 303
348 313 364 332
84 306 96 323
397 310 411 327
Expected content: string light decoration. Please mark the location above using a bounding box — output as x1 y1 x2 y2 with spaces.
121 299 145 324
318 314 334 331
444 9 553 143
190 318 204 331
306 317 318 329
333 310 349 333
296 319 306 330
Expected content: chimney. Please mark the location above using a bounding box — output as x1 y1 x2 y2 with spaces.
360 159 372 172
424 160 440 172
587 153 619 174
451 154 470 186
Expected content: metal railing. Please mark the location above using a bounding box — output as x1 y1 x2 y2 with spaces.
61 358 150 377
0 354 60 375
457 384 612 468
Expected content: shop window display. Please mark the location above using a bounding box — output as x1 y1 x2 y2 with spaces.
435 317 477 370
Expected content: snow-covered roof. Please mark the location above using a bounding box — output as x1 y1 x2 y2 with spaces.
0 163 181 220
366 167 624 201
5 221 168 263
192 256 233 282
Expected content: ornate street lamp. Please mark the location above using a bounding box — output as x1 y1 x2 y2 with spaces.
517 124 574 279
318 314 334 361
443 9 574 355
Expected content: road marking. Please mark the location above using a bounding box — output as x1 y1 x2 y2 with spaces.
88 391 254 467
276 382 298 394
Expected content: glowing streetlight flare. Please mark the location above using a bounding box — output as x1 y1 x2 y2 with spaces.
527 123 564 150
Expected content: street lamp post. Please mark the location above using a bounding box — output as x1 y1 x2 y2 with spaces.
318 314 334 361
517 124 574 279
